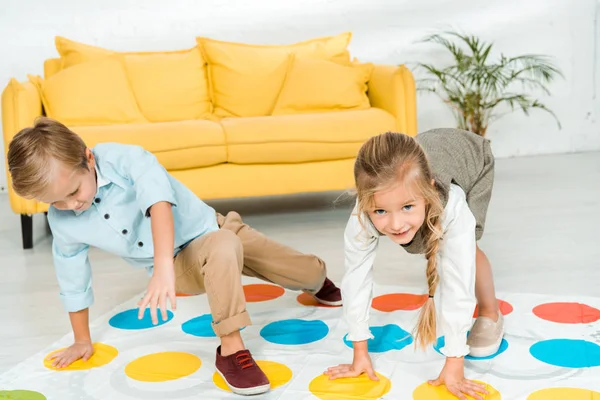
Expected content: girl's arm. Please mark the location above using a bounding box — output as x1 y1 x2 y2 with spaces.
326 206 380 380
437 185 477 358
341 207 380 343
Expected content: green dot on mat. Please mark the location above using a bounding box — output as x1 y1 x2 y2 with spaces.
0 390 47 400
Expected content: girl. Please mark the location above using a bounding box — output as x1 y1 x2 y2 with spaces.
325 128 504 400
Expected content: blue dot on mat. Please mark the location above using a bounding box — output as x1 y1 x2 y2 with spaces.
343 324 413 353
260 319 329 345
182 314 245 337
109 308 173 330
434 332 508 360
530 339 600 368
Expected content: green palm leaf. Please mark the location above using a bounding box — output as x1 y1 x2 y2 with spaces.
412 31 562 136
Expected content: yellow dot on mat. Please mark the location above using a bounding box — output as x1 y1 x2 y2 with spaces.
43 342 118 371
213 360 292 392
309 372 391 400
527 387 600 400
413 380 501 400
125 352 201 382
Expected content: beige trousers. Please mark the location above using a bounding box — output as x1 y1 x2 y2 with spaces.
173 211 327 337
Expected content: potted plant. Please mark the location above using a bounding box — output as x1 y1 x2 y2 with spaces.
414 31 563 136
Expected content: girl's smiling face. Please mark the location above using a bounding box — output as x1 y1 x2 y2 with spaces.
367 179 428 245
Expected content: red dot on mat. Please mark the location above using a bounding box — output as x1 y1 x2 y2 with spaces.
371 293 428 312
243 284 285 302
176 293 196 297
473 299 513 318
297 292 337 308
532 302 600 324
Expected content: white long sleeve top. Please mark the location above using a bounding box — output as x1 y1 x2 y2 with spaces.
341 184 477 357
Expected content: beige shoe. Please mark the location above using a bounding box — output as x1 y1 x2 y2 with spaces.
467 311 504 357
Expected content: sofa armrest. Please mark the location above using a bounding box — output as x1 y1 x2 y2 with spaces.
367 64 417 136
2 78 46 215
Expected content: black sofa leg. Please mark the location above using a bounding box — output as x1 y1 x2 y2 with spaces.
21 214 33 249
44 211 51 235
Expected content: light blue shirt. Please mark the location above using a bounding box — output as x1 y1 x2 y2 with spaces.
47 143 219 313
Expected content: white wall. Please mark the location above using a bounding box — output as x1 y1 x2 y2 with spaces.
1 0 599 191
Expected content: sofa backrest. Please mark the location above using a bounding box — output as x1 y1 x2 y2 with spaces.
31 33 377 127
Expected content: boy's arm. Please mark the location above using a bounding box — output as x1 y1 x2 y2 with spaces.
69 308 91 343
137 201 177 324
102 145 181 323
48 216 95 343
149 201 175 270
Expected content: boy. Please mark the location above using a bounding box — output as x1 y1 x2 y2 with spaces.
7 117 342 396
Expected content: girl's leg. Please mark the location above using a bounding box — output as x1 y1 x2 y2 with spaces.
475 245 499 321
467 245 504 357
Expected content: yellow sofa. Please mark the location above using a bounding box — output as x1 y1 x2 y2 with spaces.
2 33 417 249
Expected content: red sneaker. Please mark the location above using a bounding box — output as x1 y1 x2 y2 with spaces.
215 346 270 395
313 278 343 306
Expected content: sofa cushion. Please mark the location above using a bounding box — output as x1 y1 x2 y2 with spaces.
272 56 373 115
30 57 147 126
74 120 227 170
222 108 396 164
196 32 352 118
54 36 212 122
122 50 212 122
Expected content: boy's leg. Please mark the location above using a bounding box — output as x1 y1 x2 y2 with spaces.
174 229 249 342
216 211 341 305
174 229 270 395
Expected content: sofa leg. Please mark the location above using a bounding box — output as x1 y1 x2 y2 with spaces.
44 211 51 235
21 214 33 249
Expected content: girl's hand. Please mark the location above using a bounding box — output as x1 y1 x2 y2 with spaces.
47 341 94 369
429 357 489 400
324 341 379 381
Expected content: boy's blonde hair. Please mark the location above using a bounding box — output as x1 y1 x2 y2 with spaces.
7 117 88 200
354 131 444 349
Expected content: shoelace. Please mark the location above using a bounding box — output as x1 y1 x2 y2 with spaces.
236 351 254 369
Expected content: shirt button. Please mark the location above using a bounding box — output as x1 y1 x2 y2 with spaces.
95 198 101 204
122 229 128 235
138 241 144 247
104 214 110 219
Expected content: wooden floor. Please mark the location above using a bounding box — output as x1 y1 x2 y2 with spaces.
1 151 599 374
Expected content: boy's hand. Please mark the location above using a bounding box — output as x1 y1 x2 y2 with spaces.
138 261 177 324
324 341 379 381
428 357 489 400
47 341 94 369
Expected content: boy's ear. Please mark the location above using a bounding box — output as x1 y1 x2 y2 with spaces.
85 148 95 168
431 179 435 186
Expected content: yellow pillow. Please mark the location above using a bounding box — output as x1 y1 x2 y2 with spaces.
55 36 114 69
272 56 373 115
122 50 212 122
30 56 146 126
197 32 352 118
54 36 212 121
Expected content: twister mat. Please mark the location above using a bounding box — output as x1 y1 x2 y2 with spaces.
1 277 600 399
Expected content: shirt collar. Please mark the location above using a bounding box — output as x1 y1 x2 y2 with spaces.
95 163 110 189
73 164 109 216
